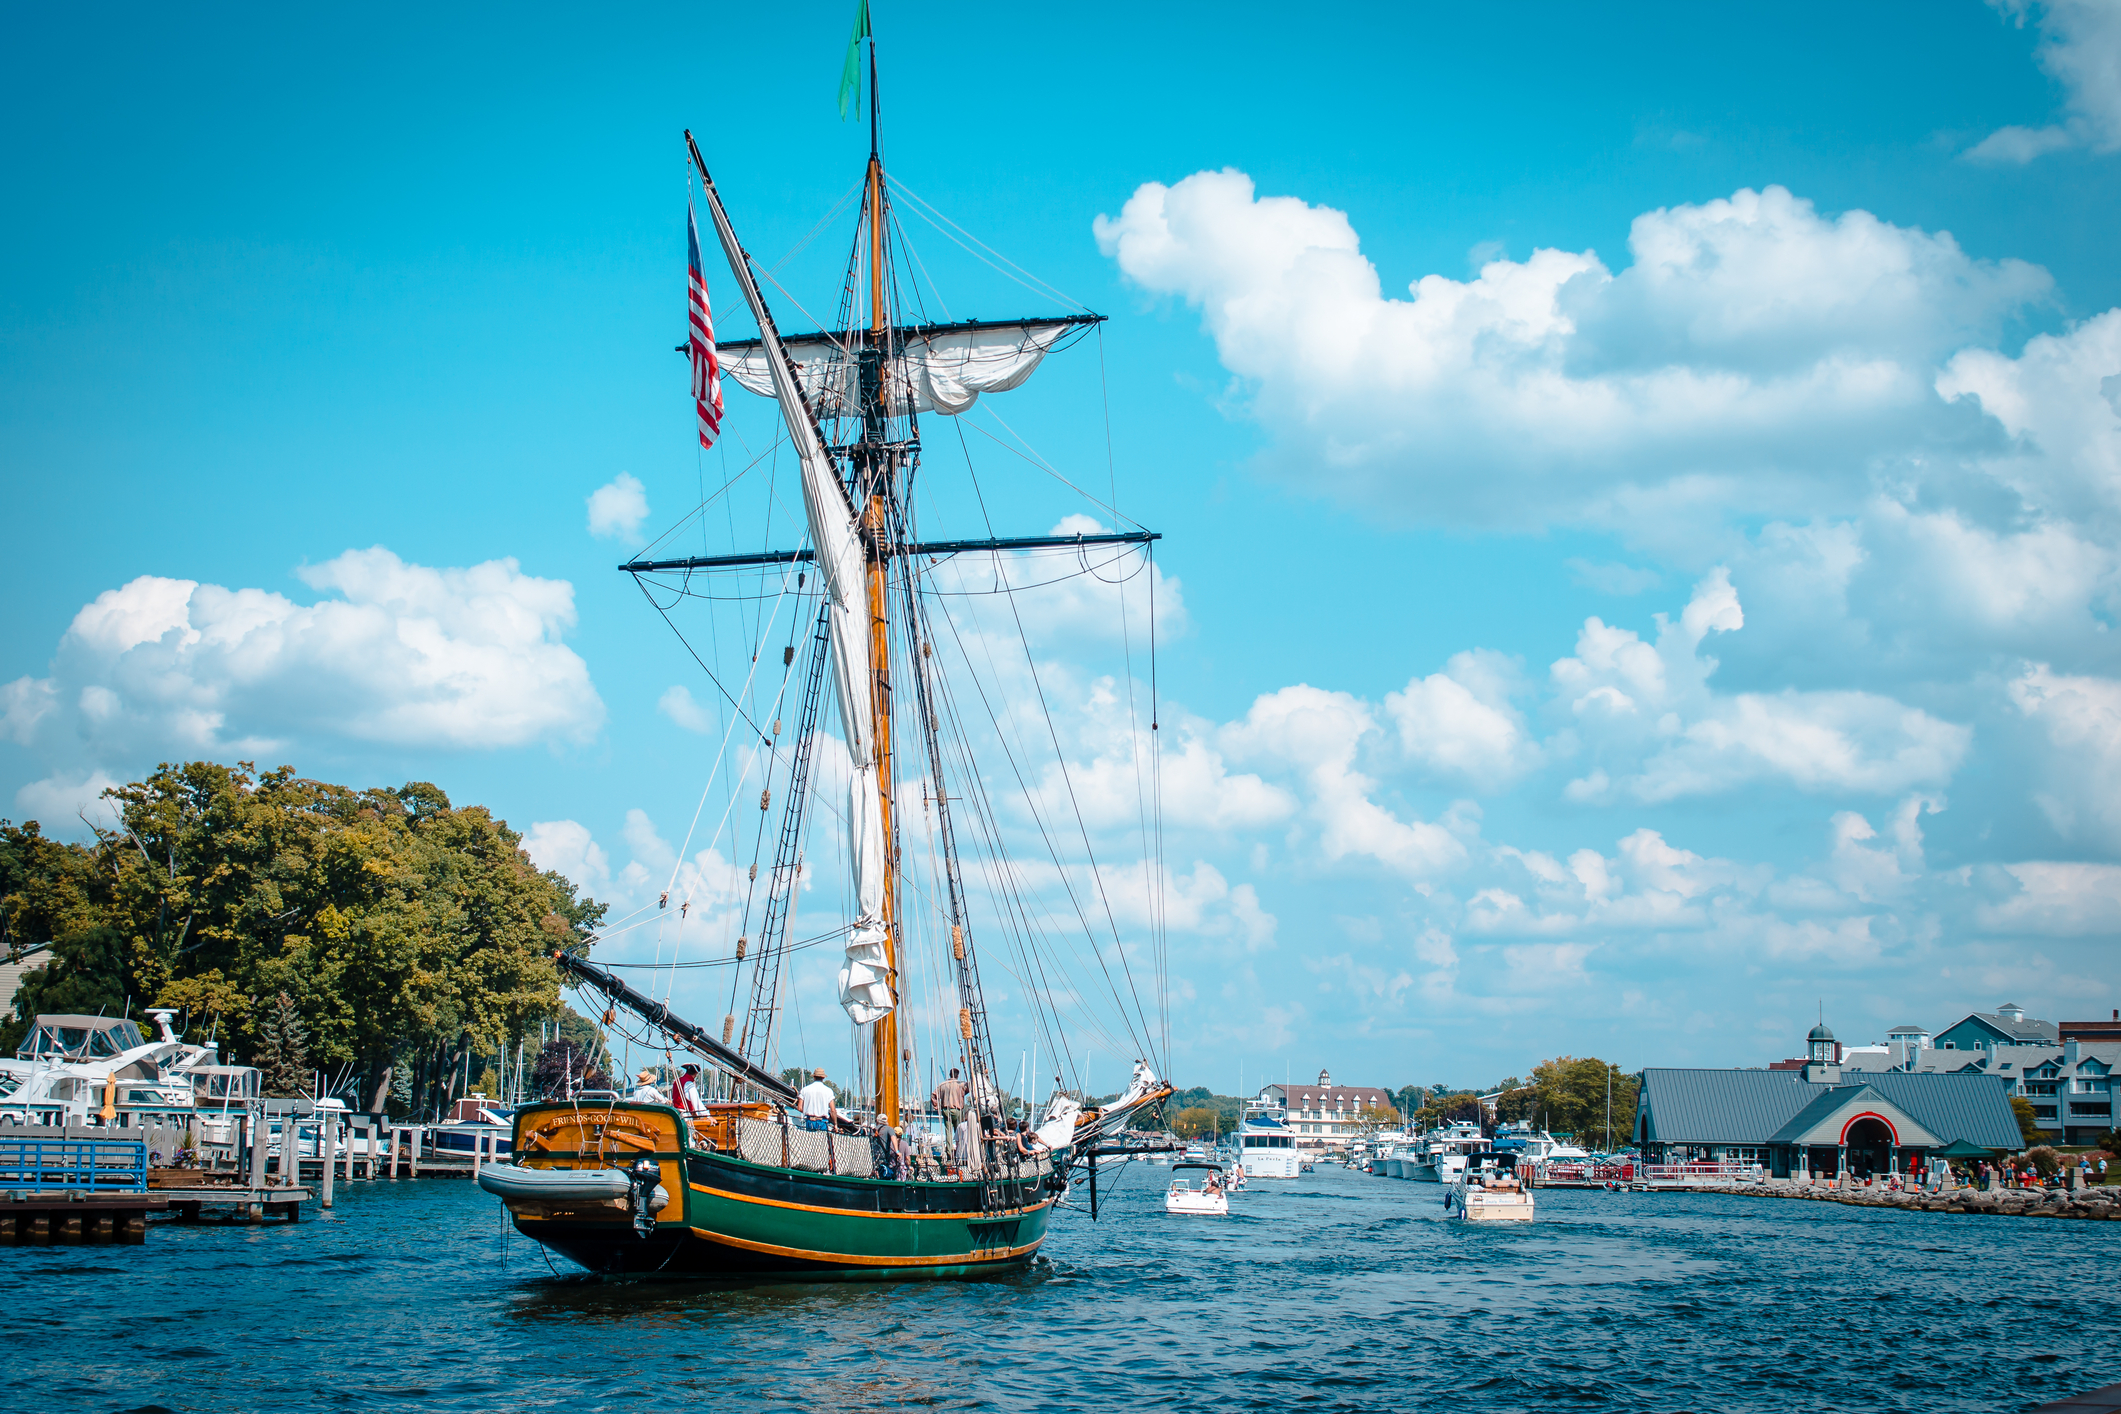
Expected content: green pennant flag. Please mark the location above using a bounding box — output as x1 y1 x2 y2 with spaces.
838 0 872 120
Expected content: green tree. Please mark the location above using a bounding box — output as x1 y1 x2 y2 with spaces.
255 991 310 1097
2011 1094 2043 1144
4 762 601 1119
0 820 133 1051
1520 1056 1638 1150
1492 1077 1535 1125
1413 1091 1485 1129
1171 1105 1222 1139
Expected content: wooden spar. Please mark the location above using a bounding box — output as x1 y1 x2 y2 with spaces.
865 136 901 1128
866 491 898 1126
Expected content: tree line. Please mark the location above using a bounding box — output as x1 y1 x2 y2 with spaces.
0 761 606 1117
1127 1059 1642 1149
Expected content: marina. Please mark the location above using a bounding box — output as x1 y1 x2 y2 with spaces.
4 4 2120 1411
7 1159 2114 1412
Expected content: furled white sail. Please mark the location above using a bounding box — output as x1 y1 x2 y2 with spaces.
721 322 1076 418
693 174 896 1027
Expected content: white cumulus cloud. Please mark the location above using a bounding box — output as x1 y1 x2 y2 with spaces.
658 685 716 734
1096 171 2048 531
1965 0 2121 163
587 472 650 543
2 548 602 825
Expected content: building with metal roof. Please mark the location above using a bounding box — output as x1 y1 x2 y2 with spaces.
1635 1023 2022 1178
1934 1002 2059 1052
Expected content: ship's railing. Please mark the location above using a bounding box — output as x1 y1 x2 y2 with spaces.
0 1135 149 1192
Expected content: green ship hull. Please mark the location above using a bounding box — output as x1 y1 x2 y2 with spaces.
504 1102 1061 1281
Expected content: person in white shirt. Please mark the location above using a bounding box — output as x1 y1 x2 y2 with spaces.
673 1063 703 1115
798 1067 839 1132
630 1068 665 1104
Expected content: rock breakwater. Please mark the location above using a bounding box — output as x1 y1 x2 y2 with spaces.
1690 1180 2120 1218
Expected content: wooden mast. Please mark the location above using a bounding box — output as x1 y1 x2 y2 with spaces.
862 32 901 1129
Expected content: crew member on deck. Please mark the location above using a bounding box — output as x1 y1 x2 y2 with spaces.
799 1068 839 1132
933 1068 967 1137
674 1063 703 1115
631 1069 665 1103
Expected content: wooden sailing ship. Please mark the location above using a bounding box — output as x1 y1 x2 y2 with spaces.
483 20 1173 1280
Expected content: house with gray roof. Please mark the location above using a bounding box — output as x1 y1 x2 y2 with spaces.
1634 1021 2021 1179
1931 1041 2118 1145
1933 1002 2058 1052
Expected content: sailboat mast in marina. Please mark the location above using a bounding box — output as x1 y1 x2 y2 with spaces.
482 18 1175 1279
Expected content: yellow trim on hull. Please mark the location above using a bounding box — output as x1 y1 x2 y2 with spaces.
686 1181 1054 1223
687 1225 1043 1268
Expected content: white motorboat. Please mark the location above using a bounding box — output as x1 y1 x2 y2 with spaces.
1404 1121 1486 1182
1232 1096 1302 1178
1164 1162 1229 1216
1494 1124 1592 1166
0 1009 256 1131
1444 1151 1534 1222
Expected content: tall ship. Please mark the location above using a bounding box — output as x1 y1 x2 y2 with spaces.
481 16 1174 1279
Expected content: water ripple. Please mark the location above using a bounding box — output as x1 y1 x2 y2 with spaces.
1 1168 2114 1411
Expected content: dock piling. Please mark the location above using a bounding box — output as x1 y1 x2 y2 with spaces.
321 1113 336 1209
246 1108 268 1190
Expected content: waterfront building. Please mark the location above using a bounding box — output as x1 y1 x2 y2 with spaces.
1932 1002 2058 1052
1930 1041 2116 1145
1635 1022 2021 1177
1255 1070 1391 1155
1819 1023 2117 1146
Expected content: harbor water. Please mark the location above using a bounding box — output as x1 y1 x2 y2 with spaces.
4 1164 2112 1412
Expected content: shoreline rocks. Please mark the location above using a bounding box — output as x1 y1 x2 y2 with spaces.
1686 1179 2119 1217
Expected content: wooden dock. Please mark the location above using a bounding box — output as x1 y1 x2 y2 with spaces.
0 1191 168 1245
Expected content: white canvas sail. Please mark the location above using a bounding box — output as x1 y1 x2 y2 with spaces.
722 321 1077 417
694 176 896 1027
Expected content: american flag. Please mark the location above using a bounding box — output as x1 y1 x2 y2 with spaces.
688 201 724 449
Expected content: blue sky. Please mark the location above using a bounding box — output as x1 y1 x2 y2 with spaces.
5 1 2119 1093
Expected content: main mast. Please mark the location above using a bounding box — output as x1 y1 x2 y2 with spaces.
860 33 902 1128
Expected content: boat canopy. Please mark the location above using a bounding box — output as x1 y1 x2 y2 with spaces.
17 1016 146 1061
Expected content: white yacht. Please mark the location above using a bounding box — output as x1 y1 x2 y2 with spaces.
0 1009 249 1130
1445 1150 1535 1222
1403 1121 1487 1182
1232 1096 1302 1178
1493 1124 1592 1166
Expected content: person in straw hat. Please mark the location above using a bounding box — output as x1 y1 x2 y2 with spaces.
630 1068 666 1104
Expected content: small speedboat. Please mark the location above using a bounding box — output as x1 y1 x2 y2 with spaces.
1164 1162 1230 1216
1444 1152 1534 1222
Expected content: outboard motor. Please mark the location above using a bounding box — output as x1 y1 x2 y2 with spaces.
627 1158 661 1239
